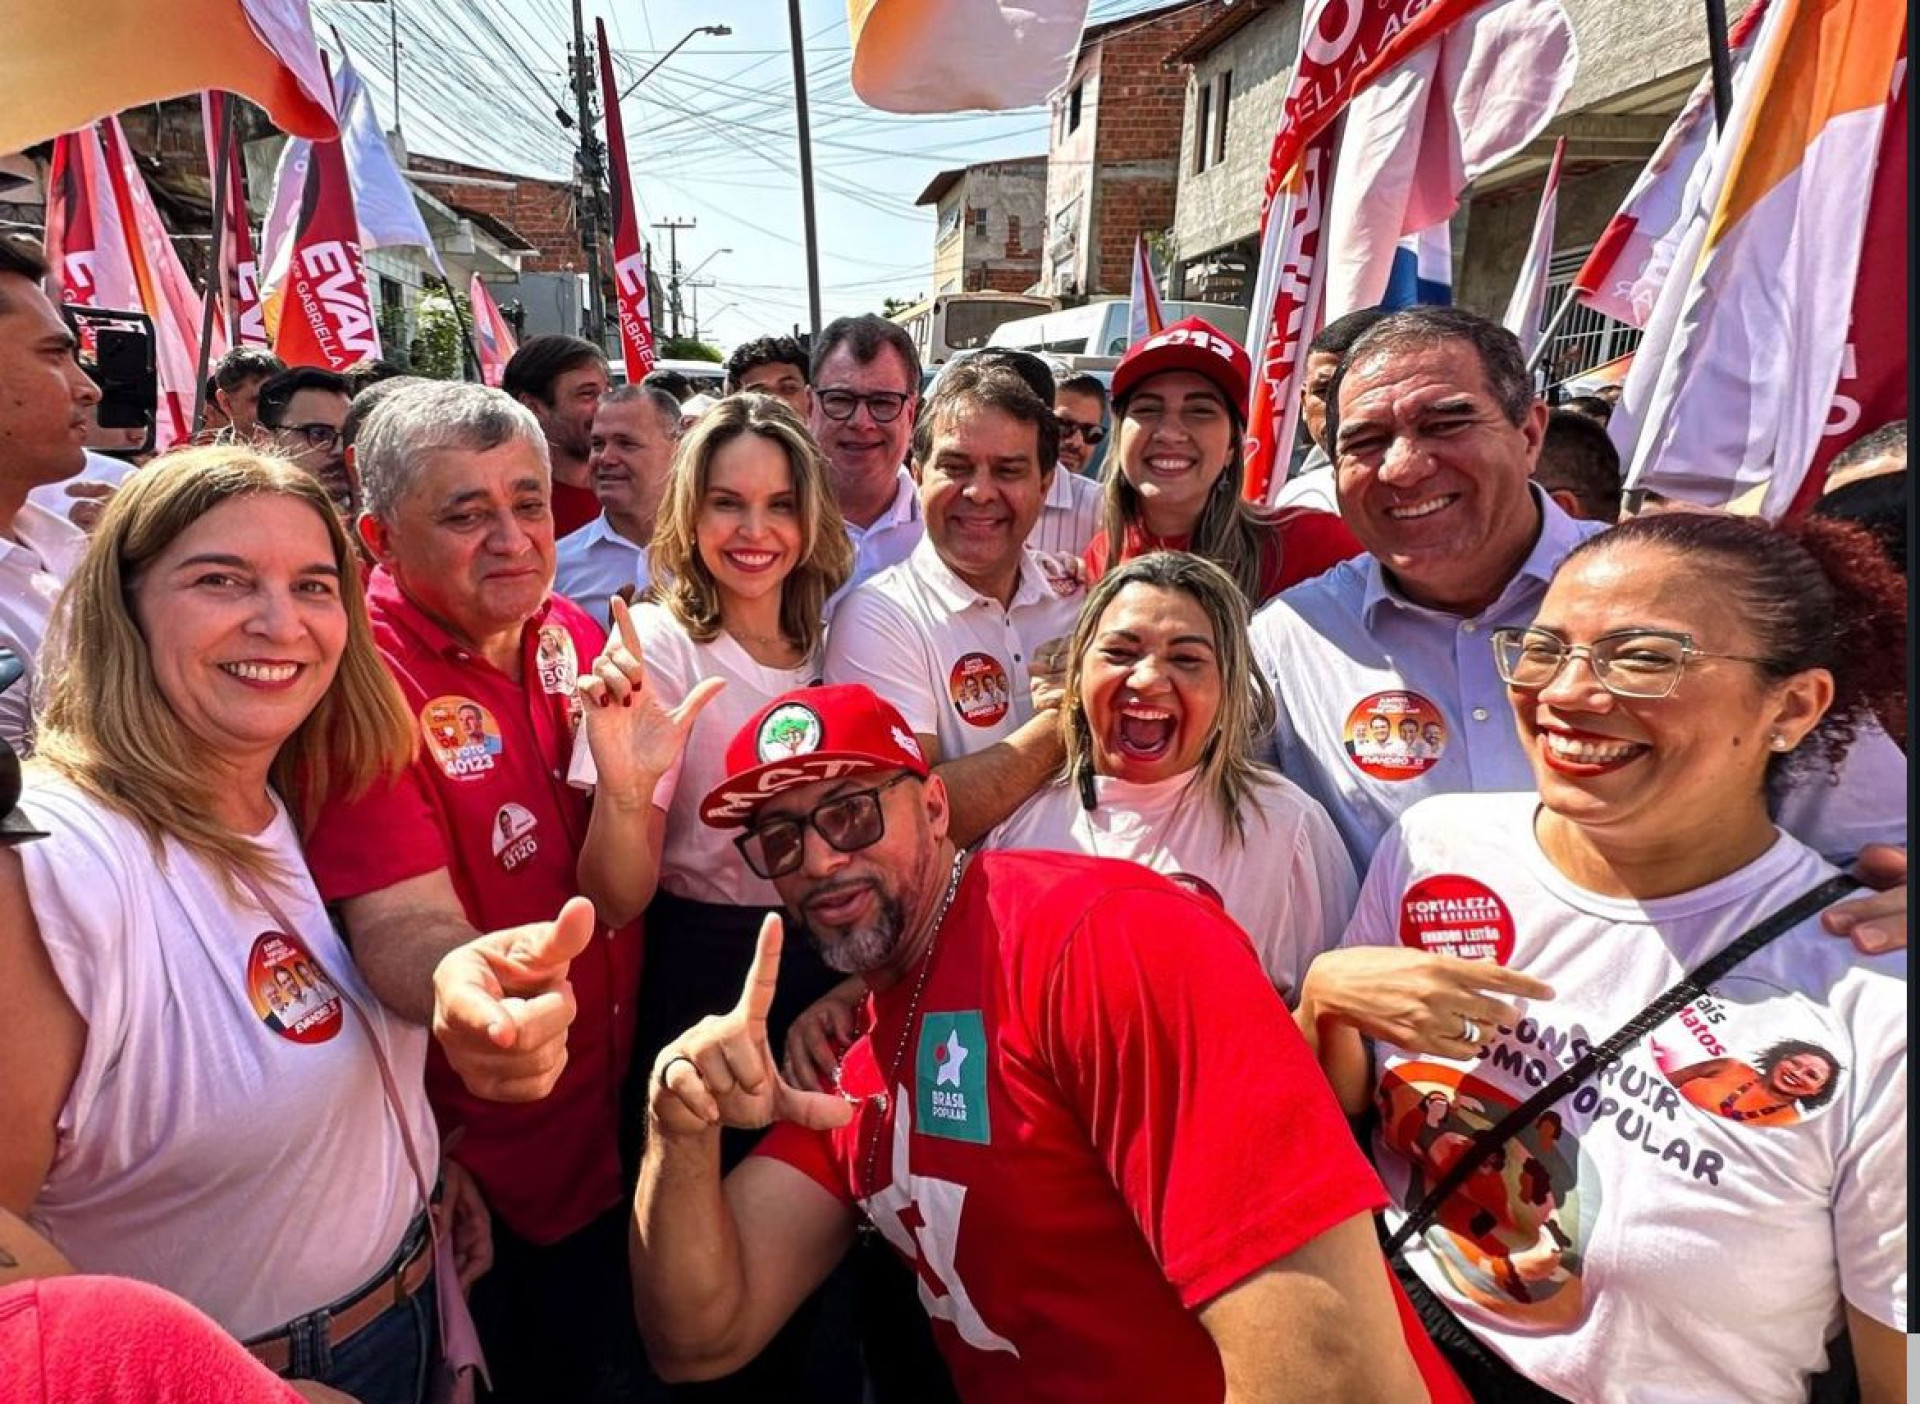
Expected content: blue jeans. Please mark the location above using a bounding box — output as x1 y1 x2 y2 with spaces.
279 1225 440 1404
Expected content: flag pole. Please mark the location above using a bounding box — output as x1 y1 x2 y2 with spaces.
1524 284 1583 377
191 95 237 435
1703 0 1735 130
441 273 480 382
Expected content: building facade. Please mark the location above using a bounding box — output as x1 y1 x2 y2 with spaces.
915 157 1047 296
1041 0 1223 300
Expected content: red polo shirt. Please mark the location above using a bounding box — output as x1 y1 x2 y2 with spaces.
305 567 639 1245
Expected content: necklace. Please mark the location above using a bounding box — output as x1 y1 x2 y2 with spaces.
853 847 969 1204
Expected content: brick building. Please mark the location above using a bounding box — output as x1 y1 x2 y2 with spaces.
1041 0 1223 299
914 156 1047 297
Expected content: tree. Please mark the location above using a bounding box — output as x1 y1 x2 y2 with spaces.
881 294 923 318
412 288 472 380
657 336 722 363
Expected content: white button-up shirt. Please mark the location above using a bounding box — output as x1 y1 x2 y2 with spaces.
554 514 650 629
0 502 89 753
1251 490 1906 870
1025 464 1105 557
843 467 923 589
824 534 1084 761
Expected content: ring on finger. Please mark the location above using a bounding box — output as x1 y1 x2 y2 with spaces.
657 1052 698 1090
1460 1014 1481 1045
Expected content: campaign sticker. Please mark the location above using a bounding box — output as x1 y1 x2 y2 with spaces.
491 802 540 872
1399 874 1516 964
535 625 579 698
949 653 1010 729
1344 691 1447 781
1649 979 1849 1129
1167 872 1226 911
422 696 503 781
916 1010 991 1145
246 931 343 1044
757 702 823 761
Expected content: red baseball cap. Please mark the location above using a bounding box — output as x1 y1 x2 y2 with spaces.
1110 316 1252 412
699 683 930 828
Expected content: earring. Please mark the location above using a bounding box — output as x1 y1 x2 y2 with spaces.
1770 734 1789 751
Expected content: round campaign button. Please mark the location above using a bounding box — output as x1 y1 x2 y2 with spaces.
949 652 1011 728
421 695 503 781
1343 691 1448 781
1398 874 1516 964
246 931 343 1044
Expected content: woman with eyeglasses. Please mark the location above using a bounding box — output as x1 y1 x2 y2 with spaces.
594 395 855 1178
1293 512 1908 1402
1085 318 1361 606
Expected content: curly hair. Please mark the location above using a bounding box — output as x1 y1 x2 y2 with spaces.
1757 1039 1843 1111
1563 512 1907 784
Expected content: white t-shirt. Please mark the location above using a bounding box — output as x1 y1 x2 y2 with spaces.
1025 464 1104 557
985 768 1357 998
554 513 651 629
26 449 138 524
823 535 1084 762
617 600 816 906
19 777 437 1341
1347 792 1906 1403
0 502 88 755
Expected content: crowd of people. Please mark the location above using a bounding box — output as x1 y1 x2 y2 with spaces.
0 222 1907 1404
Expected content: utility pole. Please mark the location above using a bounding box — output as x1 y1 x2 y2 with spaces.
388 0 403 141
650 217 695 340
684 277 716 342
570 0 607 348
787 0 823 339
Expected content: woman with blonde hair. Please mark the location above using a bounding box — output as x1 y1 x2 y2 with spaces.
0 447 482 1404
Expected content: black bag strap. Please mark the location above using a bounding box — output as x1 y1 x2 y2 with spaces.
1384 872 1859 1258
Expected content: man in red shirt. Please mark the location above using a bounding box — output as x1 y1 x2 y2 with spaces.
629 683 1464 1403
503 334 609 538
306 380 708 1402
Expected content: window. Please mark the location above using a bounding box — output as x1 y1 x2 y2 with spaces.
1193 82 1212 173
971 207 988 238
1007 214 1022 251
938 201 963 243
1213 71 1232 165
1067 81 1084 134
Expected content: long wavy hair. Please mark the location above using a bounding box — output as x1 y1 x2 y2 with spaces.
1059 551 1279 843
34 447 414 891
647 394 852 653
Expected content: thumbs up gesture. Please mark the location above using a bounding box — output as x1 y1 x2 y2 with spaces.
432 895 598 1102
651 913 857 1138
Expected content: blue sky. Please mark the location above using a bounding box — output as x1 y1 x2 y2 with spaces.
315 1 1175 349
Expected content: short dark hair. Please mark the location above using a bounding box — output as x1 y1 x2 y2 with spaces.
213 346 286 393
1558 393 1614 425
1057 372 1109 408
1327 307 1534 450
600 383 684 433
911 358 1058 472
810 313 919 393
640 367 694 403
0 232 48 287
1536 410 1622 519
1811 470 1907 576
968 347 1055 403
725 335 811 393
1830 419 1906 474
341 374 431 449
256 366 350 428
501 334 607 406
1309 306 1391 359
342 357 406 397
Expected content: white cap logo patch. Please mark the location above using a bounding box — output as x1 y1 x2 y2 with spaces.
891 726 923 762
757 702 823 761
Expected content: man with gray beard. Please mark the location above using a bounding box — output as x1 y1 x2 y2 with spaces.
629 683 1455 1404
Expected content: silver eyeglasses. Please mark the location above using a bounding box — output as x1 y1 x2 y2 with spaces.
1489 627 1772 700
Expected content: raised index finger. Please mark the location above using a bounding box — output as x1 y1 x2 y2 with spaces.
609 592 644 662
736 911 784 1023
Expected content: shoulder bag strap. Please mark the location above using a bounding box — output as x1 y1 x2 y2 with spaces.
1383 872 1859 1258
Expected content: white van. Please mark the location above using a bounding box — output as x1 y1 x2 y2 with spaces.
986 298 1250 358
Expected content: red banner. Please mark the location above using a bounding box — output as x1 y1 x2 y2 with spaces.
203 91 269 347
1244 0 1486 500
272 77 380 372
597 18 657 378
470 273 519 388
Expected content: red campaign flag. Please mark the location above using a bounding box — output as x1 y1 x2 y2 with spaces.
202 90 270 347
470 273 520 388
1791 38 1906 513
44 127 138 316
597 17 657 379
1244 0 1486 501
272 68 381 372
